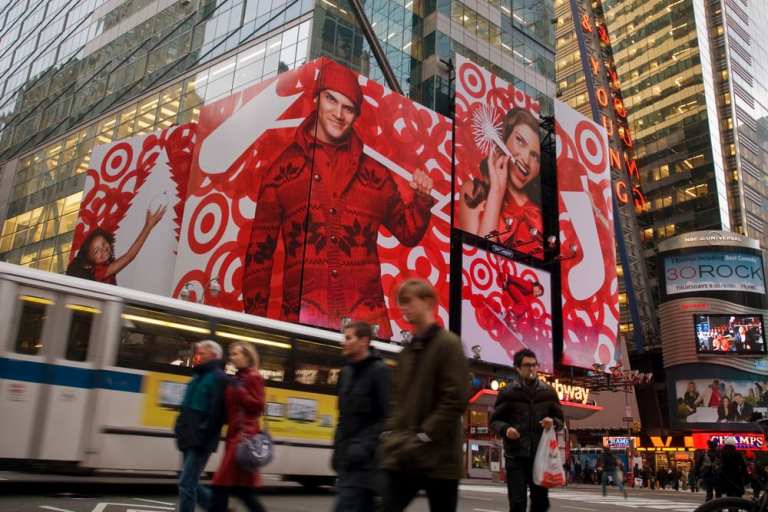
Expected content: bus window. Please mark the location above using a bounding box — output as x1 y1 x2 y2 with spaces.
65 304 101 361
293 340 345 389
215 324 291 383
14 295 53 355
117 305 211 372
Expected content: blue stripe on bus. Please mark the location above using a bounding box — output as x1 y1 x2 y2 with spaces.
0 358 142 393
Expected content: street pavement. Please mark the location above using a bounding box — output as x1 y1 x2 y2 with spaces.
0 474 720 512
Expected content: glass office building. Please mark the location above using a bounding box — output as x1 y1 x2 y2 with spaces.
556 0 768 349
0 0 555 271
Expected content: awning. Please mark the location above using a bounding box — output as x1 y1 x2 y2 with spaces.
468 389 603 420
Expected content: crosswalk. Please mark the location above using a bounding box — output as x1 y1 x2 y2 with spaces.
459 485 702 512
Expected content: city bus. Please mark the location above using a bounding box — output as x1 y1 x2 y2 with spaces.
0 262 401 484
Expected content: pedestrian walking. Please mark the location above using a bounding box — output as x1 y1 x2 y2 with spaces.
687 466 698 492
719 437 747 498
379 278 471 512
210 342 268 512
695 440 720 501
174 340 227 512
600 447 627 498
332 320 391 511
489 348 564 512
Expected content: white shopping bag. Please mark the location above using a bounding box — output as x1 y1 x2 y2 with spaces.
533 428 566 488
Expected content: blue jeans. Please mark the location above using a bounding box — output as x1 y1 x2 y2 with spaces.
601 469 626 497
178 449 213 512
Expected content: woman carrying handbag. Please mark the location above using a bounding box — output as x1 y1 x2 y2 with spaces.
210 342 268 512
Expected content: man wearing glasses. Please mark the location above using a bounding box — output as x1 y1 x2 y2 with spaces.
490 349 564 512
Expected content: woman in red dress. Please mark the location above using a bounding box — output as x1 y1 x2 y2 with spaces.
65 206 165 284
458 108 542 253
210 342 267 512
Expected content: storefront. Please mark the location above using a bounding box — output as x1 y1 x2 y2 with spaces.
466 387 603 480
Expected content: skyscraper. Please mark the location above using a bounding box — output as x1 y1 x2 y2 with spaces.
557 0 768 348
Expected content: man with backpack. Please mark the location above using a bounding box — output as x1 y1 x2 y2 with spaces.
695 440 721 501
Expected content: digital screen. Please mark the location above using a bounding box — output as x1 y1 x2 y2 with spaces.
664 251 766 295
454 55 544 258
460 243 553 372
694 314 766 354
674 378 768 424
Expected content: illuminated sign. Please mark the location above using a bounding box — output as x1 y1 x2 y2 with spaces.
603 436 636 450
664 251 766 295
485 376 592 404
577 5 647 210
692 433 766 451
538 376 591 404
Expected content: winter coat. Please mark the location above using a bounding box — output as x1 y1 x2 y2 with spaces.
601 452 618 471
212 367 265 487
489 372 564 459
379 324 471 479
242 113 436 338
332 353 391 489
174 359 227 453
719 445 747 495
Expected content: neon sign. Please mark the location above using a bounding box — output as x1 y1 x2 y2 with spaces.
578 9 647 210
692 433 766 451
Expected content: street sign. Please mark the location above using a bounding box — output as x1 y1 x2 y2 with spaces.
622 416 633 422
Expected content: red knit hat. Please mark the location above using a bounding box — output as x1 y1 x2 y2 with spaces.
315 59 363 110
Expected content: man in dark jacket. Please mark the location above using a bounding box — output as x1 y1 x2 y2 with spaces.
600 447 627 498
379 278 471 512
720 437 747 497
332 320 391 511
174 340 227 512
695 439 720 500
490 349 564 512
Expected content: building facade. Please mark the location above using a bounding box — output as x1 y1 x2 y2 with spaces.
0 0 557 272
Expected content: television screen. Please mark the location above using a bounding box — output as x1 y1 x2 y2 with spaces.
694 314 766 354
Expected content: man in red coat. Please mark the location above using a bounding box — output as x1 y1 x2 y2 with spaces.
243 60 435 338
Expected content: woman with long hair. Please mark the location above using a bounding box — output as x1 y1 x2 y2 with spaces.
458 108 542 251
717 396 734 422
66 206 165 284
210 342 267 512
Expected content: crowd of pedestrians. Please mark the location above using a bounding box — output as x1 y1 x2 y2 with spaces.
171 277 569 512
170 276 766 512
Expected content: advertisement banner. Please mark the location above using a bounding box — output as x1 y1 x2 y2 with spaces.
664 251 766 295
69 125 196 296
674 378 768 424
453 54 544 257
460 243 553 372
70 58 452 341
555 100 619 369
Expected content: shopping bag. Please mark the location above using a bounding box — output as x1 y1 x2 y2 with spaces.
533 428 565 488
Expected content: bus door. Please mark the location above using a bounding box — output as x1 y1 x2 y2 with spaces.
35 295 106 461
0 285 59 459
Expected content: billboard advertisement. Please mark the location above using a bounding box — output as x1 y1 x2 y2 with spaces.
68 124 196 296
69 58 453 341
555 100 619 369
674 378 768 424
694 314 766 354
460 243 553 372
453 54 544 257
664 251 766 295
